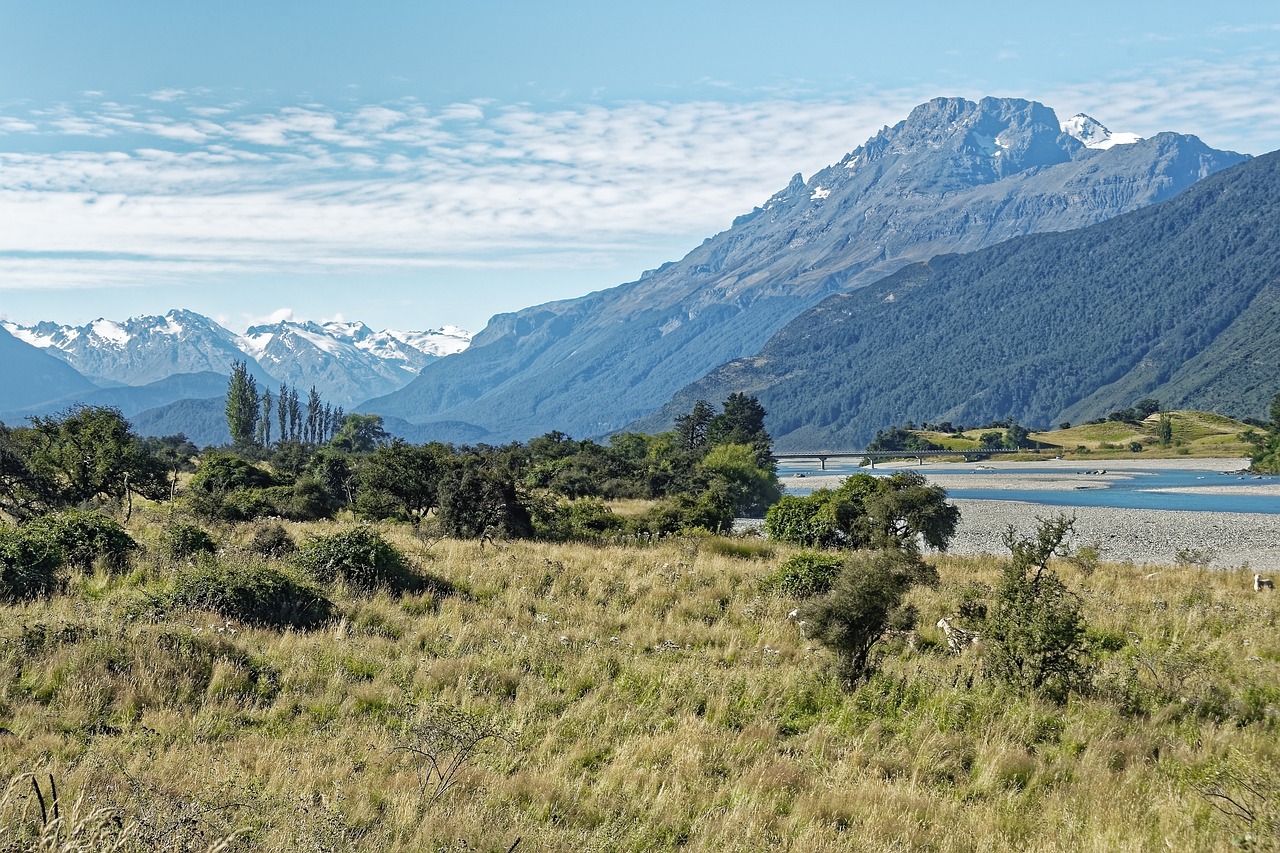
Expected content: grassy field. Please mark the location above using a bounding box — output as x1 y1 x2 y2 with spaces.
1 510 1278 851
912 410 1256 461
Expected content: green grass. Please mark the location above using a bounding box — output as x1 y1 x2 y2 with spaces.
0 509 1276 851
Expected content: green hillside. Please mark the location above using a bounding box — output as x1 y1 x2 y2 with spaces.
654 150 1280 450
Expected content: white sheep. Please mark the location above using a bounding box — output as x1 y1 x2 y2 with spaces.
1255 574 1275 591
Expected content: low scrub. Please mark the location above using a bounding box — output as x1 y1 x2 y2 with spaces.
765 551 845 597
295 526 450 597
167 556 334 630
24 510 138 574
0 525 61 602
162 521 218 560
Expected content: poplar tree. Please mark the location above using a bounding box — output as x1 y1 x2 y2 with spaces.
225 361 260 447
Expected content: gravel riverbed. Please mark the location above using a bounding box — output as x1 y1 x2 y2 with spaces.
781 457 1280 568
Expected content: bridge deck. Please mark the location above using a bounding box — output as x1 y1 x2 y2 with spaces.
774 448 1023 469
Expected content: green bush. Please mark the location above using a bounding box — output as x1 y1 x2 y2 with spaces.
639 485 735 536
985 516 1089 703
799 549 939 687
0 525 62 601
534 498 625 541
766 552 846 597
248 522 296 558
294 526 434 595
167 556 334 630
24 510 138 573
163 522 218 560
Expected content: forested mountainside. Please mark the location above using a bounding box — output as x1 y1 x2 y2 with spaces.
643 150 1280 449
364 97 1245 442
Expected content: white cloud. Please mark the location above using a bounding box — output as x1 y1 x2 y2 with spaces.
1 55 1278 304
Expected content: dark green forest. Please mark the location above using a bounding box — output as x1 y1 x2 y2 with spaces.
659 150 1280 449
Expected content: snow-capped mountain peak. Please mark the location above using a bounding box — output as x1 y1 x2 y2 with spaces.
1061 113 1143 150
4 309 471 407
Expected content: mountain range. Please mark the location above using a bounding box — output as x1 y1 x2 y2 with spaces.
0 310 471 433
3 96 1268 451
358 97 1247 443
642 148 1280 447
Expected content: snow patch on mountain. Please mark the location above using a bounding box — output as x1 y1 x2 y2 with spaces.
1061 114 1142 150
90 319 133 347
5 309 472 407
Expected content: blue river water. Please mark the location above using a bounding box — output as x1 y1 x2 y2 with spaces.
776 460 1280 515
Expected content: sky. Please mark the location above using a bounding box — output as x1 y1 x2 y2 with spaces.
2 1 1279 335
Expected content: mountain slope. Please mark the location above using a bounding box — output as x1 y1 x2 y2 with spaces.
4 311 473 413
0 325 99 415
364 97 1245 441
646 150 1280 449
0 371 231 424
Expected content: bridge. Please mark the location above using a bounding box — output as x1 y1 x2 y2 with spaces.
774 448 1025 469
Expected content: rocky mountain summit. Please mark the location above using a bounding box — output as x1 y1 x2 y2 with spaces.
646 149 1280 448
364 97 1246 442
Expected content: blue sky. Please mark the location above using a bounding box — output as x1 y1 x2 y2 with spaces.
2 1 1279 334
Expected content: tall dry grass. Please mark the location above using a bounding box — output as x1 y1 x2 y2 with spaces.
0 513 1276 851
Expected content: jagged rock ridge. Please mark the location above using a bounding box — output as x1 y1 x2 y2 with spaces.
364 96 1246 442
645 150 1280 449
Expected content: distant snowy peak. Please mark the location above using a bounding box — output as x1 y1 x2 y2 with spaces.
4 309 471 405
386 326 473 358
1061 113 1143 150
236 321 473 366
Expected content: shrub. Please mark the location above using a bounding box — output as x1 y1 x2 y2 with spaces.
167 556 334 630
0 525 62 601
799 549 938 687
24 510 138 573
295 526 422 595
248 521 296 558
766 552 846 597
985 516 1089 702
163 522 218 560
639 485 735 536
534 498 625 542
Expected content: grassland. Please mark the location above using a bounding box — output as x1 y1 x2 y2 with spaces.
1 511 1278 851
912 410 1256 461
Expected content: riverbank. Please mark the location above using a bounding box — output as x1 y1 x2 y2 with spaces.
781 457 1280 567
947 499 1280 568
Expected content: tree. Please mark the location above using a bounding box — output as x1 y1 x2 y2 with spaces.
288 387 302 443
865 471 961 552
436 453 533 540
225 361 260 447
673 400 715 452
277 383 290 443
258 388 273 448
1158 412 1174 446
1004 422 1031 449
764 472 958 552
800 549 938 687
699 442 782 517
9 406 168 517
357 440 442 522
985 515 1088 702
707 393 773 467
306 387 322 445
330 413 390 454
